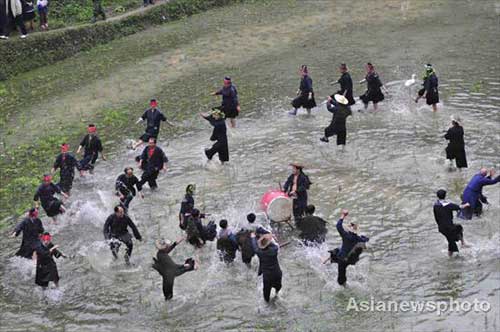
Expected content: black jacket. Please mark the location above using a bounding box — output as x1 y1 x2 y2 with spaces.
34 183 61 207
326 102 352 131
80 134 103 156
103 214 142 240
141 108 167 136
140 146 168 171
336 72 355 105
53 153 79 177
299 75 313 95
204 115 227 143
433 200 460 231
284 172 310 204
251 238 281 276
444 125 465 148
115 173 141 196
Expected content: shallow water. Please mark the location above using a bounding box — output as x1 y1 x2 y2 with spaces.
1 1 500 331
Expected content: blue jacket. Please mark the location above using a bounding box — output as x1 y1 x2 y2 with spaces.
462 173 500 208
216 85 239 110
336 219 369 258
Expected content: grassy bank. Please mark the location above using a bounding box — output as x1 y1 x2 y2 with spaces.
0 0 245 80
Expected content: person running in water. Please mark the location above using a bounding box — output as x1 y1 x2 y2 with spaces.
323 209 369 286
179 184 196 230
251 232 282 302
331 63 356 107
132 99 174 150
152 237 197 301
34 232 66 288
51 143 79 195
103 205 142 265
444 115 467 169
289 65 316 115
211 76 240 128
320 94 352 150
77 124 106 175
201 109 229 164
433 189 469 256
415 64 439 112
359 62 388 111
460 168 500 220
137 137 168 190
115 167 143 210
10 208 44 259
283 162 312 220
34 174 68 222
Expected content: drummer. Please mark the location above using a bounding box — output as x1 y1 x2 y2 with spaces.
283 162 312 220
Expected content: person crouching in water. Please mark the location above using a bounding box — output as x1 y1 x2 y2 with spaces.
137 137 169 191
460 168 500 220
211 76 240 128
216 219 238 263
103 205 142 265
320 94 352 150
323 209 369 286
235 213 270 267
10 208 44 259
359 62 387 112
433 189 469 256
444 115 467 169
201 109 229 164
184 209 206 248
115 167 143 210
77 124 106 176
284 162 312 221
34 232 66 289
51 143 79 195
152 237 197 301
415 64 439 112
34 174 68 222
179 184 196 230
251 232 282 302
295 205 327 245
289 65 316 115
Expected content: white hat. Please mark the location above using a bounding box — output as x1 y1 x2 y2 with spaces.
450 115 462 124
334 94 349 105
344 222 359 234
155 238 173 250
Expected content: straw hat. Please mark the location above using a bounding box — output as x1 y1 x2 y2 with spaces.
210 108 225 119
334 94 349 105
450 115 461 124
289 162 305 169
258 234 274 249
155 238 173 250
344 222 359 234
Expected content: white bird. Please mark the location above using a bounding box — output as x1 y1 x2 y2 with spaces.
404 74 416 87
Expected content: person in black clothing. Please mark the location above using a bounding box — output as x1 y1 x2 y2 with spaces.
415 64 439 112
34 232 66 288
433 189 469 256
152 237 196 301
179 184 196 230
295 205 327 245
444 115 467 169
115 167 143 209
132 99 174 150
91 0 106 23
0 0 28 39
51 143 79 194
184 209 205 248
137 137 168 190
201 109 229 163
320 94 352 148
77 124 106 175
331 63 356 106
359 62 387 111
323 210 369 285
289 65 316 115
251 233 282 302
10 208 44 259
283 162 311 220
103 205 142 265
212 76 240 128
34 174 68 221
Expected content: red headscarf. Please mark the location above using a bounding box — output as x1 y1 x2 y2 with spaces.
150 99 158 108
29 208 39 219
43 174 52 182
61 143 70 153
87 125 97 133
40 233 52 242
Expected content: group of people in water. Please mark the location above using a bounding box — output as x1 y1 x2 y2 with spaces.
8 64 500 303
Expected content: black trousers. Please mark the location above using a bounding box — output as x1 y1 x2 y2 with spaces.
58 173 74 193
293 199 307 219
162 259 195 300
1 13 27 36
110 234 133 258
138 169 159 189
262 271 282 302
439 225 463 252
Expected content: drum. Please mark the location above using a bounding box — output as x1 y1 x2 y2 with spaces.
260 189 292 222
